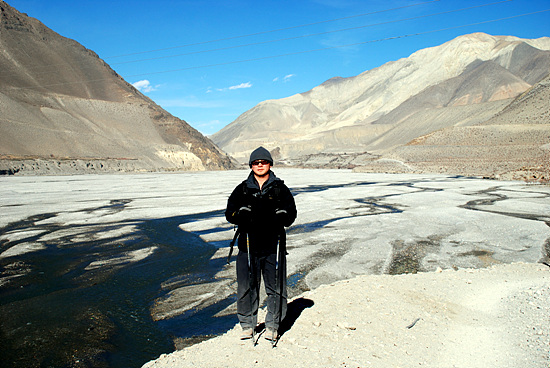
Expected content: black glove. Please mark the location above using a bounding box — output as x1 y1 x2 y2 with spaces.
236 206 252 224
275 209 289 226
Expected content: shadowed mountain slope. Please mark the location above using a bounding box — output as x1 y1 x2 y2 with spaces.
0 1 233 174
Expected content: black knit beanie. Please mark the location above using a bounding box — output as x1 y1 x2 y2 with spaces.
249 146 273 166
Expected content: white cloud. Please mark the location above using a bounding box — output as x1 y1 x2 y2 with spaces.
209 82 253 92
228 82 252 90
132 80 158 93
283 74 295 82
273 74 296 83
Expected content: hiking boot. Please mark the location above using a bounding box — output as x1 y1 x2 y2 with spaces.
265 328 278 341
240 328 253 340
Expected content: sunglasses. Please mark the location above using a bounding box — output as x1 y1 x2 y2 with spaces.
251 160 271 166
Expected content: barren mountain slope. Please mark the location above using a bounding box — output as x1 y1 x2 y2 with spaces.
211 33 550 167
359 59 534 152
386 73 550 182
274 59 535 159
0 1 233 174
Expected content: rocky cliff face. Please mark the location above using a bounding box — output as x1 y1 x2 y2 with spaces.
0 1 234 174
211 33 550 181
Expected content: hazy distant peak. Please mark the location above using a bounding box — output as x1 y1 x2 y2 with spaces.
211 32 550 173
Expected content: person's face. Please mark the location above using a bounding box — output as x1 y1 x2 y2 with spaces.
251 160 271 177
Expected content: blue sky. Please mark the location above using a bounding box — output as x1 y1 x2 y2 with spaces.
7 0 550 135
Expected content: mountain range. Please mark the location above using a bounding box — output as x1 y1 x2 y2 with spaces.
0 0 233 174
1 0 549 181
211 33 550 181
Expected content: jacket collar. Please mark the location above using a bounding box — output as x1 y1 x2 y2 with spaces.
246 170 278 191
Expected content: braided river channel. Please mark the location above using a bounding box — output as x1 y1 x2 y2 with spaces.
1 170 549 368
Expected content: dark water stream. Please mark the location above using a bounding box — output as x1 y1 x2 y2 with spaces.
0 206 237 368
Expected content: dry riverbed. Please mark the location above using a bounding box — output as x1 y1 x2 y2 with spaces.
143 262 549 368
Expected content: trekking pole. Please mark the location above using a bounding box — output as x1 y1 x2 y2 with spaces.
272 233 283 348
226 227 240 264
246 234 257 346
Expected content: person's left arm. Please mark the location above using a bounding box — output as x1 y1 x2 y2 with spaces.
275 185 297 227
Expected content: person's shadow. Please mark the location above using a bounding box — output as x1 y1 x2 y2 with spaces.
256 297 314 338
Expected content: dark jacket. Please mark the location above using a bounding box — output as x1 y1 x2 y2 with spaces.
225 171 297 255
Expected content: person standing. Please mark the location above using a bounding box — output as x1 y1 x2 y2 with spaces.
225 147 297 343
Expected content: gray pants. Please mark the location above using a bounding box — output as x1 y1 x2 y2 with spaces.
236 250 287 331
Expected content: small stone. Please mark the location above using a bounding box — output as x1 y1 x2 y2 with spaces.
337 322 356 330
